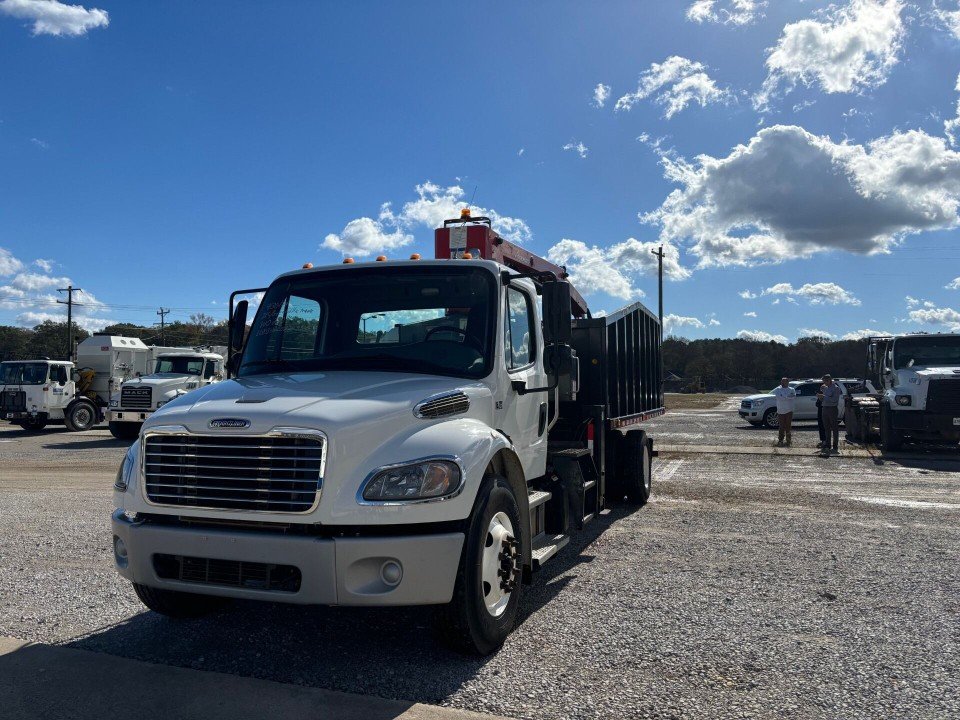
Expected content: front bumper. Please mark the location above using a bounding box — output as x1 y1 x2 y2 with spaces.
112 510 464 606
110 410 152 423
739 409 759 419
892 410 960 437
2 410 46 421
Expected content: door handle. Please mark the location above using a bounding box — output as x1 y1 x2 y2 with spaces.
538 403 548 436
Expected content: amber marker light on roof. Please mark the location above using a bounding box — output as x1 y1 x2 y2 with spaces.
302 262 314 269
462 252 473 259
460 208 471 218
342 257 355 264
376 255 387 262
409 253 421 260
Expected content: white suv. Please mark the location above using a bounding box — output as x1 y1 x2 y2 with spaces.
739 379 876 429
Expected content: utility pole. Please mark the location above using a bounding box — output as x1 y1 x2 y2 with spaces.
650 245 664 327
156 307 170 345
57 285 82 362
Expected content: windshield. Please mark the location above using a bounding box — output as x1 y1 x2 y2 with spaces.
893 336 960 369
239 266 496 379
155 357 204 375
0 362 49 385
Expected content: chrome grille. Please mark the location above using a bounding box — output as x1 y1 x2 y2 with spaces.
122 386 152 409
414 391 470 419
144 432 325 512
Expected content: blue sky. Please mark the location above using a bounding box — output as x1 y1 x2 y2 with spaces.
2 0 960 343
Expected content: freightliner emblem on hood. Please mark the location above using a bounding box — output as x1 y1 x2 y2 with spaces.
208 418 251 429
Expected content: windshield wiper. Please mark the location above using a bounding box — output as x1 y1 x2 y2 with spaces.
240 358 297 373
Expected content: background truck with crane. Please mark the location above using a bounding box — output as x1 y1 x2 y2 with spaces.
110 210 663 654
844 333 960 450
108 349 225 440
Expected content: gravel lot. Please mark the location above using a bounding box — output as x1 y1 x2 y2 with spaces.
1 409 959 720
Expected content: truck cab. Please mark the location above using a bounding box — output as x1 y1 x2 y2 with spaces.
868 334 960 449
111 212 662 654
0 360 76 431
108 351 224 440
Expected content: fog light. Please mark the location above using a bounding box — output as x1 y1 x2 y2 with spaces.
380 560 402 586
895 395 912 406
114 536 128 561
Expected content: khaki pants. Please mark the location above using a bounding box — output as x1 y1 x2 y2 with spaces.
823 406 840 449
778 411 793 443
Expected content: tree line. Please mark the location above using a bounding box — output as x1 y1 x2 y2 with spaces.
0 314 228 361
663 335 869 392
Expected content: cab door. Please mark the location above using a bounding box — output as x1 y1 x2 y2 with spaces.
495 283 548 480
47 364 72 411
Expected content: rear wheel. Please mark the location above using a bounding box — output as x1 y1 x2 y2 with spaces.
109 421 141 440
133 583 230 618
435 475 523 655
762 408 779 429
65 400 97 432
622 430 652 506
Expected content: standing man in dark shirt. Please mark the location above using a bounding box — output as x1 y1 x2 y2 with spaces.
820 374 842 454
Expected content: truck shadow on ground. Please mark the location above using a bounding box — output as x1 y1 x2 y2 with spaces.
66 506 638 705
43 438 132 450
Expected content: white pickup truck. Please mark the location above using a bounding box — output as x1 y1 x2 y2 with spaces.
739 378 876 428
108 351 224 440
111 212 664 654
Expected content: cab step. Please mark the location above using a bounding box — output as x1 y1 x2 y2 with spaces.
531 533 570 570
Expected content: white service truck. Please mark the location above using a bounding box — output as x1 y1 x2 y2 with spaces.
845 334 960 450
111 211 664 654
0 336 155 431
108 350 224 440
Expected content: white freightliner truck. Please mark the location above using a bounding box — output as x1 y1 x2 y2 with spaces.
108 350 225 440
844 333 960 450
111 211 664 654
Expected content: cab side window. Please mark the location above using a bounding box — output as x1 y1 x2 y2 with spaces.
51 366 68 384
504 288 534 370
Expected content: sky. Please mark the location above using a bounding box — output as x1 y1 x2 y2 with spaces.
2 0 960 344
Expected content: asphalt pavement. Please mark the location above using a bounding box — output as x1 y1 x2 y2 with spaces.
1 405 958 719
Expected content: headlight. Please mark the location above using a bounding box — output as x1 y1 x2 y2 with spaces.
895 394 912 406
156 400 167 408
109 399 118 408
361 459 462 502
114 440 139 491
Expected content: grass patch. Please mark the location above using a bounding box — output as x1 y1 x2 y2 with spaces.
664 393 732 410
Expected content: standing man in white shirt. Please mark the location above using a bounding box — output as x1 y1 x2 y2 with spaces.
772 377 796 447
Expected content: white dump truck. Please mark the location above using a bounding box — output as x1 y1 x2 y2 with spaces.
0 336 154 431
108 350 224 440
845 333 960 449
111 211 664 654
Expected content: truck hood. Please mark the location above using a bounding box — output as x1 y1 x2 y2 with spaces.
146 370 488 435
908 367 960 380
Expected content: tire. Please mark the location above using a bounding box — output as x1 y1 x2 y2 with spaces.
16 417 47 431
622 430 652 506
64 400 97 432
109 421 142 440
132 583 230 618
748 421 762 427
880 404 903 452
762 408 779 429
435 475 523 656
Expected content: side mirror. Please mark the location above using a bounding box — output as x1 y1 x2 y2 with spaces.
229 300 249 354
542 280 572 346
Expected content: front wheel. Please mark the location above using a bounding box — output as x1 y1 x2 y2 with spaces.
622 430 652 506
763 408 779 429
880 404 903 452
133 583 230 618
65 400 97 432
109 421 142 440
16 417 47 432
435 475 523 656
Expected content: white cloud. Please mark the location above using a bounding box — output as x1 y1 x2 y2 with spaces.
799 327 836 339
664 314 705 332
0 0 109 37
616 56 731 119
743 311 757 317
935 1 960 39
763 282 861 305
322 182 532 257
909 304 960 331
946 277 960 289
518 148 525 157
562 141 589 159
945 73 960 148
547 237 689 301
840 328 890 340
686 0 764 26
738 289 757 299
15 310 114 332
30 137 49 150
592 83 611 108
905 295 920 306
9 272 71 292
755 0 904 110
0 248 23 276
708 318 721 326
737 329 789 344
642 125 960 267
33 258 53 272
